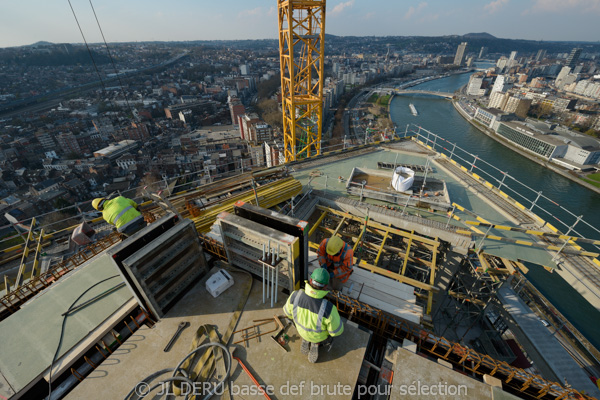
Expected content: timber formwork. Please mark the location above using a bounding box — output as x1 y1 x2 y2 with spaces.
307 204 444 314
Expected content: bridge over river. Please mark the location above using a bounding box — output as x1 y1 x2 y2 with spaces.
377 88 455 99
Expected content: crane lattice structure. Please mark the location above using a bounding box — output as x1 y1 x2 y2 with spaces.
278 0 326 163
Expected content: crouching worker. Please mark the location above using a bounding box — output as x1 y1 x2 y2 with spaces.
283 268 344 363
317 236 354 290
92 196 147 237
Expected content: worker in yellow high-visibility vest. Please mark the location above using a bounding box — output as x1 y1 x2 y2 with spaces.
92 196 146 237
283 268 344 363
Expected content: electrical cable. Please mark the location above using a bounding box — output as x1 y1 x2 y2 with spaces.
124 342 232 400
66 0 106 92
88 0 138 122
47 274 120 399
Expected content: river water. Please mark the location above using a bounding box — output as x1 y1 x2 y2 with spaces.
389 71 600 349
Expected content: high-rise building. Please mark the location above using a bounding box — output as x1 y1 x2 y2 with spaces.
509 51 518 61
466 73 486 96
488 91 510 110
478 46 488 59
566 48 582 69
240 64 250 75
491 75 511 94
454 42 468 66
228 97 246 127
535 49 547 62
504 96 532 118
56 132 82 155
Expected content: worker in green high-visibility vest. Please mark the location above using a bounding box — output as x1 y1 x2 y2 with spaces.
92 196 147 237
283 268 344 363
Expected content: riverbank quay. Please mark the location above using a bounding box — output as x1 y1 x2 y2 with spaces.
452 100 600 196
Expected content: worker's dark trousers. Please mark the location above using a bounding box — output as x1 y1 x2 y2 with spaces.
330 277 343 291
118 217 147 237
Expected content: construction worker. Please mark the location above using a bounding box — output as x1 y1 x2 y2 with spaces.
283 268 344 363
317 236 354 290
92 196 147 237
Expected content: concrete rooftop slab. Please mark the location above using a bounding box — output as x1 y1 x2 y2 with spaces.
388 346 522 400
67 266 371 400
0 254 132 397
498 286 600 396
292 147 559 270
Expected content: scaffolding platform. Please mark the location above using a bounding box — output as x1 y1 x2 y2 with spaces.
346 167 451 212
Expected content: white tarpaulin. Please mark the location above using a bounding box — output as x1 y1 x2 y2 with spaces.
391 166 414 192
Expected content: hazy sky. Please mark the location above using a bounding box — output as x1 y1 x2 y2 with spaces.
1 0 600 48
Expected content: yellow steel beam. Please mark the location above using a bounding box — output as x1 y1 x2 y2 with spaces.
447 290 487 307
427 239 438 314
401 231 414 276
316 205 439 247
332 216 347 237
308 210 328 238
31 229 45 278
374 224 392 265
357 261 438 292
352 225 365 253
15 217 35 289
309 239 437 292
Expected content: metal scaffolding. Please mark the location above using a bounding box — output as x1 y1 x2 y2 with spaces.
433 252 517 343
278 0 326 162
307 205 444 314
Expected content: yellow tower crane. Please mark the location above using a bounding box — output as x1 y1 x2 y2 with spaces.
278 0 326 162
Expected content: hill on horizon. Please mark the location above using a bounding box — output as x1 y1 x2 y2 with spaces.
463 32 497 40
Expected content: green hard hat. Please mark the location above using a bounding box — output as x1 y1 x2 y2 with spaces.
310 268 330 287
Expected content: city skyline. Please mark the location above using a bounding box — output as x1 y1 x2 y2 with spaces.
2 0 600 48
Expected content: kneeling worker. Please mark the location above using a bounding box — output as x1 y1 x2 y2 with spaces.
283 268 344 363
317 236 354 290
92 196 147 237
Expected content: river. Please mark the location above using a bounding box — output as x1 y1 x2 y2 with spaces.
389 71 600 350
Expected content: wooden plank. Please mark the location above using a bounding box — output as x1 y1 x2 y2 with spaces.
344 278 419 310
357 261 438 292
514 261 529 274
351 266 415 298
352 292 421 324
351 285 421 312
478 253 492 271
500 258 516 274
307 258 416 304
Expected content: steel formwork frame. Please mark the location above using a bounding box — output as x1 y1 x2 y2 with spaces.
434 252 509 342
278 0 326 162
308 205 442 314
329 291 594 400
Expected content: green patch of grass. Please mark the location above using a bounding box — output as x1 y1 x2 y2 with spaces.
582 177 600 188
585 172 600 182
377 95 391 106
367 93 379 103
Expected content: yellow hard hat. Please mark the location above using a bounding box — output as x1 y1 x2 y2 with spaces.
92 198 106 211
326 236 344 256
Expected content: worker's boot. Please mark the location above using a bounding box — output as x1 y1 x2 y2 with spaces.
308 342 319 363
300 339 310 355
322 336 334 353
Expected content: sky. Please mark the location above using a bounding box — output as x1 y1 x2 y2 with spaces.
1 0 600 48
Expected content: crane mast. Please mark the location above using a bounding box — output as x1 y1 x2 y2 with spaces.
277 0 326 162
